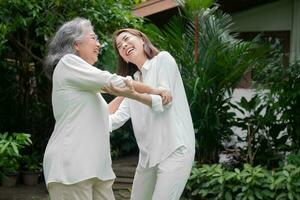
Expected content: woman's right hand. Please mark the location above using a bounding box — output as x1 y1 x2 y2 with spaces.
105 79 136 98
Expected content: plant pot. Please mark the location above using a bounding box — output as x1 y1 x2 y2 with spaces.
21 171 41 186
1 173 19 187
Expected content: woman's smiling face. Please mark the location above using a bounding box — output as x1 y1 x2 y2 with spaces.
115 31 145 64
74 31 100 65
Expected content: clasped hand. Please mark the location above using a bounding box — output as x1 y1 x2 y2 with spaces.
103 80 172 105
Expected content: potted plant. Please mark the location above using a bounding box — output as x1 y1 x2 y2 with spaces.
0 132 32 186
21 151 42 186
0 157 20 187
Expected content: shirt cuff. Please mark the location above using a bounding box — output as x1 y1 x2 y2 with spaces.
150 94 164 112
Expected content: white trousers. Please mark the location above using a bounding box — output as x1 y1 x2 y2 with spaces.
48 178 115 200
131 146 194 200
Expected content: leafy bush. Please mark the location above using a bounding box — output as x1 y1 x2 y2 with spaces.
286 151 300 167
21 151 42 172
230 95 288 168
185 163 300 200
254 61 300 154
0 132 32 177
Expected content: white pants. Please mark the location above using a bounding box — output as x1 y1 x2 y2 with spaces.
48 178 115 200
131 147 194 200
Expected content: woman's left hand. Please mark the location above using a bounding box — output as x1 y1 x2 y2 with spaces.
159 89 172 105
151 88 172 105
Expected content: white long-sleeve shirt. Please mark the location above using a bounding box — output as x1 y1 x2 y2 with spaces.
43 54 128 186
110 51 195 168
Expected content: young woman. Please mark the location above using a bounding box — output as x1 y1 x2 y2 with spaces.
43 18 170 200
108 28 195 200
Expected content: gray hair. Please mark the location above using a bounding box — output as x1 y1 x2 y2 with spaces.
44 17 93 79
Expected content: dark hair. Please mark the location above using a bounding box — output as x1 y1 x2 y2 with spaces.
113 28 159 76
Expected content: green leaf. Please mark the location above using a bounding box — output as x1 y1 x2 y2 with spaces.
11 142 19 156
225 191 232 200
0 142 9 154
246 177 252 183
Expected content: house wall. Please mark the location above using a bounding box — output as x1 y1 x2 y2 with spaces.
231 0 292 32
230 0 298 97
291 0 300 61
231 0 300 62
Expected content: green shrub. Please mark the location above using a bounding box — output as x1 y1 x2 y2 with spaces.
21 151 42 172
186 163 300 200
230 95 288 168
0 132 32 178
286 151 300 167
255 61 300 154
271 165 300 200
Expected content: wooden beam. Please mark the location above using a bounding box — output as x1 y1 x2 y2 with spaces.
133 0 179 17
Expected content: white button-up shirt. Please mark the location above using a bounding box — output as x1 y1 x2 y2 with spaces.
43 54 128 186
110 51 195 168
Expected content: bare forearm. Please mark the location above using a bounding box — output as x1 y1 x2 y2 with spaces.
105 79 169 108
108 97 124 114
132 81 172 105
132 81 158 94
130 92 152 107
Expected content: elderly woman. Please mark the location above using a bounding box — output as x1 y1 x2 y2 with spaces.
43 18 171 200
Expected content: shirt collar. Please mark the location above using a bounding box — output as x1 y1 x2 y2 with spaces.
133 59 151 81
141 59 150 72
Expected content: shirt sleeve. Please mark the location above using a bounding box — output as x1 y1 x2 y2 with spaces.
151 51 177 111
109 98 131 131
61 54 126 91
156 51 178 92
150 94 163 112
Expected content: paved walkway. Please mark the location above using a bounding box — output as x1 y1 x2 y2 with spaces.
0 156 138 200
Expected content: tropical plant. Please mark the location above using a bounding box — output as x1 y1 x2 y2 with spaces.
230 95 288 167
270 164 300 200
20 150 42 186
143 0 269 163
286 150 300 167
21 151 42 172
186 163 300 200
233 40 300 167
0 132 32 177
185 164 239 199
254 60 300 154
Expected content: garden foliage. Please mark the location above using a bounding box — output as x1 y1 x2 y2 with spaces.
186 162 300 200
